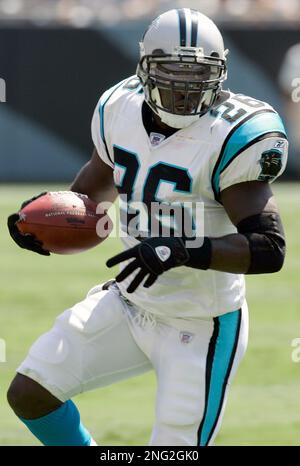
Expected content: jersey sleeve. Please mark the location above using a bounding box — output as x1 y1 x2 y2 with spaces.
220 135 288 191
91 95 115 168
212 110 288 199
91 78 128 168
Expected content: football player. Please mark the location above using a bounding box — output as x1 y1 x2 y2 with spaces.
7 9 288 446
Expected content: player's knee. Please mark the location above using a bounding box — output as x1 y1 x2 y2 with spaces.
7 374 62 419
7 375 36 416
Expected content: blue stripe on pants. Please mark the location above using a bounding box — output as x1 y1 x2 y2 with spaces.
198 309 242 446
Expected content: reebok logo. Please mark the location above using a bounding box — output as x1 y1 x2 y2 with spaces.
155 246 171 262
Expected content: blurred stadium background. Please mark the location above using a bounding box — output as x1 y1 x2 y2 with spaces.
0 0 299 446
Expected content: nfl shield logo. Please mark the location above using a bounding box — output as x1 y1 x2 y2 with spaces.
180 331 194 344
150 132 166 146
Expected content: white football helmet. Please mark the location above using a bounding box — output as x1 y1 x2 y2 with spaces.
137 9 228 129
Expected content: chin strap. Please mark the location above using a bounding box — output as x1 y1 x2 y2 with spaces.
157 109 200 129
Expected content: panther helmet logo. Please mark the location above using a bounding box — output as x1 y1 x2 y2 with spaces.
258 149 283 182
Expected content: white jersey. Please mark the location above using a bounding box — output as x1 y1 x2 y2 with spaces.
91 76 288 319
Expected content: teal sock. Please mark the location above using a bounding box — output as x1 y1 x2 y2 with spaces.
19 400 92 446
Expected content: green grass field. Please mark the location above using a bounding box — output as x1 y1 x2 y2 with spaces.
0 183 299 446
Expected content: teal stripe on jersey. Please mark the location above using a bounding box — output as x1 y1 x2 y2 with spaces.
199 310 241 446
212 111 287 198
99 78 127 157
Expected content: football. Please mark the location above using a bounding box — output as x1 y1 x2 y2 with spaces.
16 191 113 254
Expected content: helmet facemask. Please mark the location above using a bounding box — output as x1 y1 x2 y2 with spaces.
137 48 227 129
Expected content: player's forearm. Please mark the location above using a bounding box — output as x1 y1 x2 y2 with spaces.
70 180 117 205
187 213 286 275
209 234 251 273
70 162 117 204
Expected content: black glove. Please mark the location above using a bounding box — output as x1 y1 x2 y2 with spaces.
7 192 50 256
106 237 190 293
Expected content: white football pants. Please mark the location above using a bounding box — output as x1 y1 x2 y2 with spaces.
17 281 248 446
